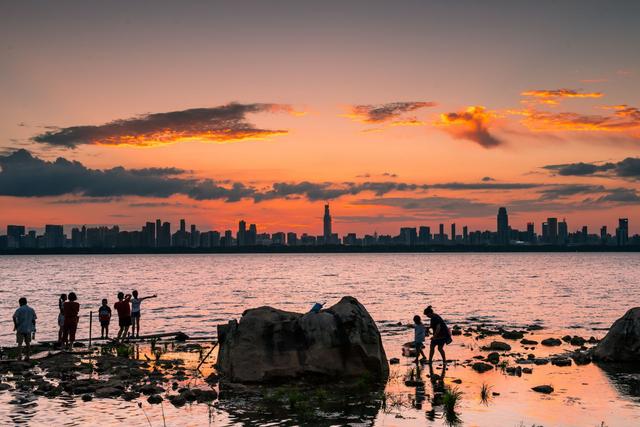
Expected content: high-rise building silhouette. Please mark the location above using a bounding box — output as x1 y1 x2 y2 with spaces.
558 219 568 244
155 219 161 247
617 218 629 246
547 218 558 244
323 204 332 243
237 220 247 246
497 207 509 245
451 223 456 243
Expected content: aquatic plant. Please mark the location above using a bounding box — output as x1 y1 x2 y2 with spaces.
442 386 462 425
480 382 493 405
116 344 134 358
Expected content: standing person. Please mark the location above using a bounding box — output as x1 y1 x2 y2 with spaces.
57 293 67 346
13 297 37 361
413 315 428 364
62 292 80 349
423 305 452 367
130 290 157 338
98 299 112 339
114 292 132 342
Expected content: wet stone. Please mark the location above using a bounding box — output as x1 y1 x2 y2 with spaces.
389 358 400 365
501 331 525 340
472 362 494 373
520 339 538 345
483 341 511 351
541 338 562 346
532 385 554 394
486 352 500 364
147 394 163 404
551 357 572 367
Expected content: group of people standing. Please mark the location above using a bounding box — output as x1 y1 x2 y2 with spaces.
11 290 156 361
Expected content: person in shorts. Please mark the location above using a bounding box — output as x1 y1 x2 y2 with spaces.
98 298 112 339
413 315 428 364
114 292 132 342
62 292 80 349
424 305 452 367
13 297 37 361
57 293 67 345
130 290 157 339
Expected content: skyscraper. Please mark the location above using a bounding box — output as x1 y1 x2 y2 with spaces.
558 219 568 244
237 220 247 246
497 207 509 245
451 223 456 243
547 217 558 244
617 218 629 246
323 204 332 243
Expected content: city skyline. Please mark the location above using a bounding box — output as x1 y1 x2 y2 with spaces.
2 2 640 234
1 205 636 250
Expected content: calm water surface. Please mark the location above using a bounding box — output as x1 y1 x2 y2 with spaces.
0 253 638 426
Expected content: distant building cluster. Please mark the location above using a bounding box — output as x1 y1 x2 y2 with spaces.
0 205 637 250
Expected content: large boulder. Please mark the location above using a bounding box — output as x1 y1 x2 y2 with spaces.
216 296 388 383
592 308 640 362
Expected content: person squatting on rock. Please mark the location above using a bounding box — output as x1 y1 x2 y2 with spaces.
424 305 452 367
62 292 80 349
130 290 157 338
13 297 37 361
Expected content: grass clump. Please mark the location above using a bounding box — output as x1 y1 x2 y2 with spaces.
442 386 462 425
480 383 492 405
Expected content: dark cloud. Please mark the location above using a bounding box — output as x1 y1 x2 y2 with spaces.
346 102 435 123
354 196 496 218
543 157 640 179
538 184 606 200
32 103 293 148
48 197 118 204
0 149 196 198
593 188 640 203
481 176 495 182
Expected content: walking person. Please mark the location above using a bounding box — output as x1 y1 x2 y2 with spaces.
13 297 37 361
114 292 132 342
423 305 452 367
62 292 80 349
130 290 157 338
413 315 428 364
98 299 112 339
57 293 67 346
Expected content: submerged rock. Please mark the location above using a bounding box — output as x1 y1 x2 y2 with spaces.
472 362 494 373
593 307 640 362
216 296 388 383
532 385 554 394
483 341 511 351
541 338 562 347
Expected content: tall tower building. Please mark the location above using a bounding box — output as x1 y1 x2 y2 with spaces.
451 223 456 243
617 218 629 246
497 207 509 245
547 217 558 244
238 220 247 246
323 204 332 243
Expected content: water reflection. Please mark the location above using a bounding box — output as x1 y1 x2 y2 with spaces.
597 362 640 400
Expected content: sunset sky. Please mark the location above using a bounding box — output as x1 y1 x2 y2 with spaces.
1 0 639 235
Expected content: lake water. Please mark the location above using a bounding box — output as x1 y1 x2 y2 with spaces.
0 253 639 426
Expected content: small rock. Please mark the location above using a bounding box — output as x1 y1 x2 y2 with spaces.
451 379 462 384
562 335 572 343
541 338 562 346
571 352 592 365
389 358 400 365
169 394 187 407
570 336 586 346
81 394 93 402
95 387 123 398
502 331 525 340
486 352 500 364
532 385 554 394
527 325 544 331
484 341 511 351
147 394 163 404
472 362 494 373
522 367 533 374
520 339 538 345
122 391 140 401
492 391 500 396
174 332 189 342
533 358 550 365
551 357 572 367
205 373 220 384
452 329 462 336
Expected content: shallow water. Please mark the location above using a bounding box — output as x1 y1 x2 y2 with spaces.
0 253 639 426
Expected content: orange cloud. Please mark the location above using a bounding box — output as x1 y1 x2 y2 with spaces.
521 88 603 105
343 101 435 125
512 105 640 133
32 103 298 148
436 106 504 148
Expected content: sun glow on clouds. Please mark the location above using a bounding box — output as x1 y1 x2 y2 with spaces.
521 88 603 105
95 129 290 147
436 106 503 148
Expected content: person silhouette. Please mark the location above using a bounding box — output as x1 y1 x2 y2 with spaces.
423 305 452 367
